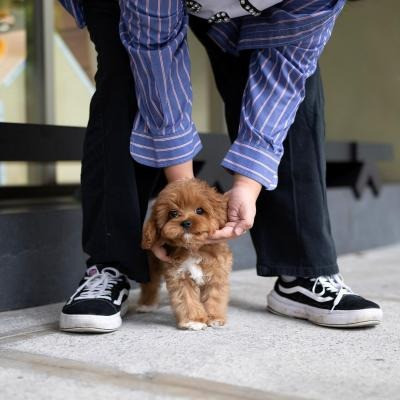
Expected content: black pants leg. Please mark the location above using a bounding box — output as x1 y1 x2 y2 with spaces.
81 0 160 282
190 17 338 278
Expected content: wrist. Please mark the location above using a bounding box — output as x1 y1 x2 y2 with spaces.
233 174 262 198
164 160 194 183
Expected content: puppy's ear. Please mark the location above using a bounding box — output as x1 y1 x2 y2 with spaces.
141 216 159 250
209 189 229 229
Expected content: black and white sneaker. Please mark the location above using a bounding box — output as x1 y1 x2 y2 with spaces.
59 266 131 333
267 275 382 328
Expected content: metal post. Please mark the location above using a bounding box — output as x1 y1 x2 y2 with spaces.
25 0 56 184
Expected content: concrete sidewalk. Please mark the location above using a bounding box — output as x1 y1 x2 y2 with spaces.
1 244 399 400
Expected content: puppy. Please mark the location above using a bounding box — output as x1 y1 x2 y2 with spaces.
139 178 233 330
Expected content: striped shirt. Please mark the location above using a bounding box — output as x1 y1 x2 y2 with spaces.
59 0 345 189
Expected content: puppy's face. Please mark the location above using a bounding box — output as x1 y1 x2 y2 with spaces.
142 179 228 251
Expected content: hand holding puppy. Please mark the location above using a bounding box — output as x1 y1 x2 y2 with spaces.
149 239 171 263
150 172 262 261
207 174 262 242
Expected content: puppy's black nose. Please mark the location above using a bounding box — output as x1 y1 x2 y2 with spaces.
181 220 192 229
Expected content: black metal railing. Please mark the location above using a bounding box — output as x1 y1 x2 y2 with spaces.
0 122 394 201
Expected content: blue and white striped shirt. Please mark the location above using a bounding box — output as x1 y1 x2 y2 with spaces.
59 0 345 189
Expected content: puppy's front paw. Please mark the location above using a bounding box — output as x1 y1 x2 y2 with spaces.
136 304 159 313
207 319 225 328
179 321 207 331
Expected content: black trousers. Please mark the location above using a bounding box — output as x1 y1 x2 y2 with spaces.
81 0 159 282
81 1 338 282
190 17 339 277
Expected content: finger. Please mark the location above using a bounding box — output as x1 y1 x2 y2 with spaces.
233 220 252 236
204 238 230 245
208 226 236 240
208 225 244 241
205 235 239 244
227 207 240 223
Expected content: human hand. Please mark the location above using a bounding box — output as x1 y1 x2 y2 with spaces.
207 174 262 242
150 240 172 263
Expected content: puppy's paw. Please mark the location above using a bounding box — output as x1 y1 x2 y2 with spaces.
207 319 225 328
136 304 159 313
179 321 207 331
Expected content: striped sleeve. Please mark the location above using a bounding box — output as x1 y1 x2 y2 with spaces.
119 0 202 168
222 17 336 189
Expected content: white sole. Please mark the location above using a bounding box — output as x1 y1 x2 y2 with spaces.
267 290 382 328
59 302 129 333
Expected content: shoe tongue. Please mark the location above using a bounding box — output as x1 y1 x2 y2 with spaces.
86 265 121 278
102 267 119 277
86 266 100 277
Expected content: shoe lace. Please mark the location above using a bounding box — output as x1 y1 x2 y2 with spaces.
311 274 353 312
68 267 121 304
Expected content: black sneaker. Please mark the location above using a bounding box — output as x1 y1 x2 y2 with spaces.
59 266 131 333
267 275 382 328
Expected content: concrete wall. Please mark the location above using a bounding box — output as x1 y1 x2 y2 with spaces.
320 0 400 182
189 31 225 134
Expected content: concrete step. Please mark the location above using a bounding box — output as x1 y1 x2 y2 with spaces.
0 245 399 400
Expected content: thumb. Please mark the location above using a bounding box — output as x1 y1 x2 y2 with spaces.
152 242 171 262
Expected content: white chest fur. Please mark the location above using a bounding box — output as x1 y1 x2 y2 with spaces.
177 256 204 286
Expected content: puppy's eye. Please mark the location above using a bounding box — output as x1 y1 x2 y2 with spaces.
195 207 204 215
168 210 179 219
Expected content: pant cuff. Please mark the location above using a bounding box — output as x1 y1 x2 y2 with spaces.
256 262 339 278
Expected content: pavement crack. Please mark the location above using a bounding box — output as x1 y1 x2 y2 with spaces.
0 323 58 346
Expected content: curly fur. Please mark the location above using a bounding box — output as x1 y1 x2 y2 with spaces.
139 178 233 330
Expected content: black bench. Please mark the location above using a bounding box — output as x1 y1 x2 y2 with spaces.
326 141 393 198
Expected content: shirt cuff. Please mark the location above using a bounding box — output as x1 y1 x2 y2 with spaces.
221 139 282 190
130 124 202 168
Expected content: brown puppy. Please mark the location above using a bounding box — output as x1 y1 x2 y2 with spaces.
139 178 233 330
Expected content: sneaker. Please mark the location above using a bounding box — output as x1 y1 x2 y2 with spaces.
267 274 382 328
59 266 130 333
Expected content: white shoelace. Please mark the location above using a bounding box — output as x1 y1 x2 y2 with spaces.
67 267 121 304
311 274 353 312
